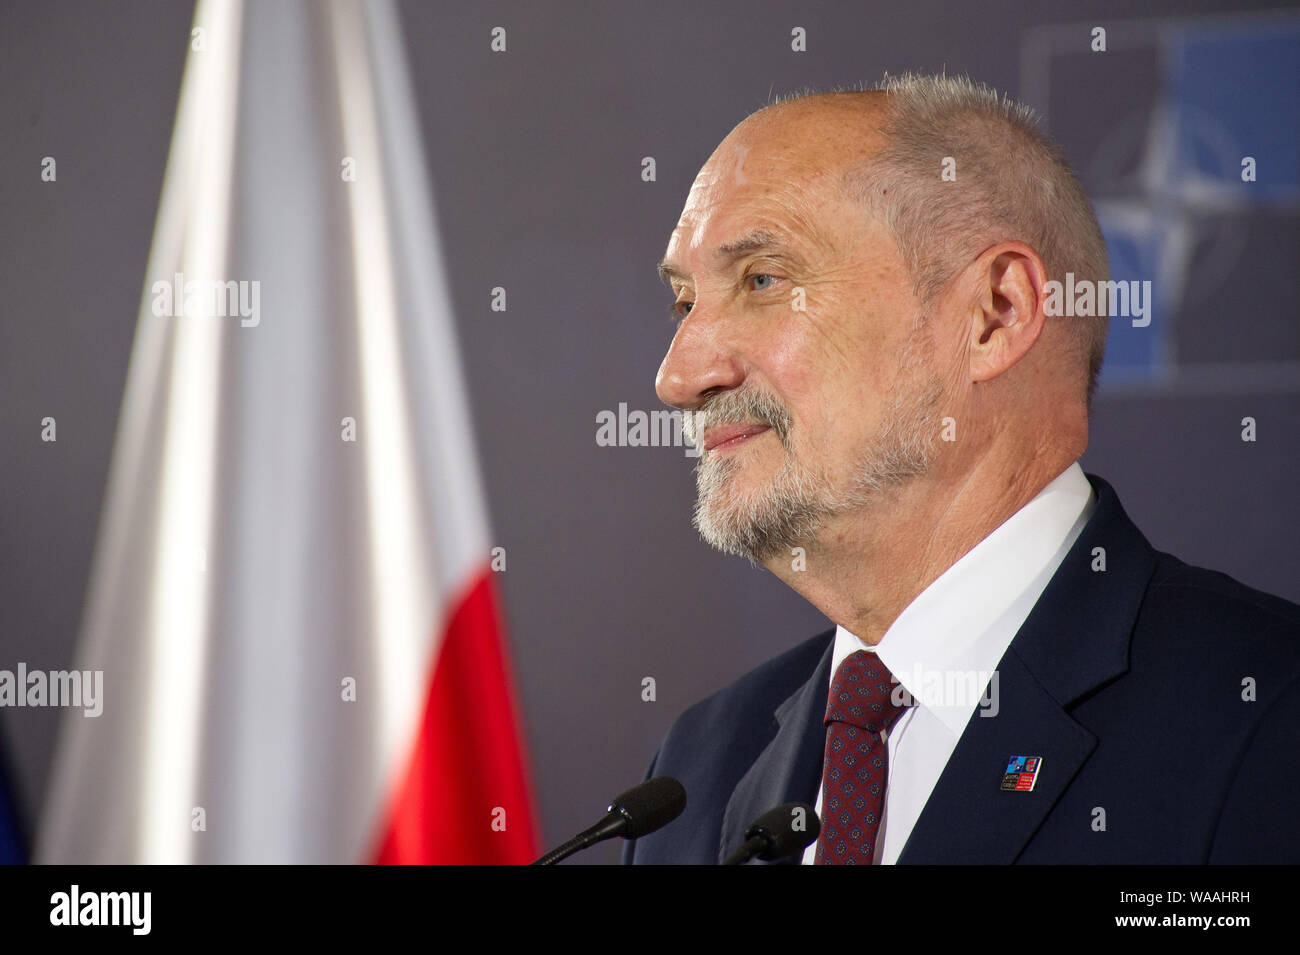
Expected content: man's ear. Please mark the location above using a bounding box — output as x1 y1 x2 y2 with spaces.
965 242 1048 385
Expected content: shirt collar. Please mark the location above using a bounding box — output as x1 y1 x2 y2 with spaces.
830 462 1095 736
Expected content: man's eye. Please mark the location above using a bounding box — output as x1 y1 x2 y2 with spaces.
749 274 778 292
671 300 694 322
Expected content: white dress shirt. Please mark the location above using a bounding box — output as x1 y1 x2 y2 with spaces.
801 461 1096 864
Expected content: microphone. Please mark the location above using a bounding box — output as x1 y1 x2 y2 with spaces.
720 802 819 865
532 776 687 865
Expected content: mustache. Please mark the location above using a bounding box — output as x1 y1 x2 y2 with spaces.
682 388 792 449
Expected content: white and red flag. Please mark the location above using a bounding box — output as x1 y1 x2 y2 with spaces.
38 0 538 864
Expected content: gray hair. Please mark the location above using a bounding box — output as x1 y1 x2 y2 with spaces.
775 74 1111 405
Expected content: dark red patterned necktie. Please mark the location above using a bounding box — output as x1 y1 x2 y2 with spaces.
814 649 911 864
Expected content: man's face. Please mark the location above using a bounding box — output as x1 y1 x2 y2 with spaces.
655 120 946 564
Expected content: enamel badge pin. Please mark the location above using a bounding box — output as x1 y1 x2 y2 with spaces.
1001 755 1042 792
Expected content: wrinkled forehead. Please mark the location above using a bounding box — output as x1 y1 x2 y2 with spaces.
662 154 843 280
663 104 888 279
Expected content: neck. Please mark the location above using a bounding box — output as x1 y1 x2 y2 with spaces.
764 446 1078 646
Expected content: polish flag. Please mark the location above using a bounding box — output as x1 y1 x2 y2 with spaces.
38 0 538 864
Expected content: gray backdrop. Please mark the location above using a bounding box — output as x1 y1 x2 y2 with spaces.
2 0 1297 863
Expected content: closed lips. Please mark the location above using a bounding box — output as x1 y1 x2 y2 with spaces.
702 424 771 452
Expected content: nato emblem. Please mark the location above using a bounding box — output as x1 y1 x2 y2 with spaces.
1001 756 1042 792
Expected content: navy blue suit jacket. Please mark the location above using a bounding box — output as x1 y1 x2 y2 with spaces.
625 475 1300 864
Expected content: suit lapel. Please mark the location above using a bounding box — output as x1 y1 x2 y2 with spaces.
718 635 834 864
895 650 1098 863
897 474 1157 864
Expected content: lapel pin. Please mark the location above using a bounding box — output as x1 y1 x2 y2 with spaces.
1001 755 1042 792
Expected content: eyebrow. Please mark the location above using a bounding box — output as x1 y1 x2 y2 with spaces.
656 228 790 285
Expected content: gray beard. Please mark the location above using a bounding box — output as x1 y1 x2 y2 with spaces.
692 365 944 565
692 441 834 564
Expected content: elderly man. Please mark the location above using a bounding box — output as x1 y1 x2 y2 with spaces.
625 74 1300 865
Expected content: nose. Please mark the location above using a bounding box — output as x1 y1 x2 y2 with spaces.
655 311 746 411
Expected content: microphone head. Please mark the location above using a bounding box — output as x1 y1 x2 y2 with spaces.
745 802 820 860
608 776 687 839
